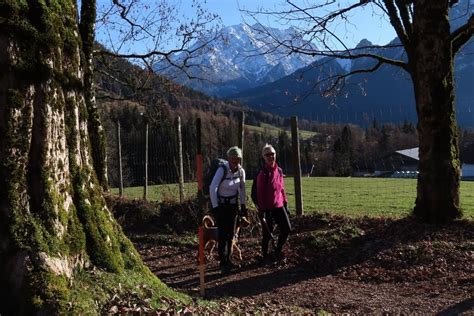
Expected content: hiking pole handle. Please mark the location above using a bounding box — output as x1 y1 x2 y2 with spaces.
258 211 276 242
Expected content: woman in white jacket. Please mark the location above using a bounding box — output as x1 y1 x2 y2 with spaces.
210 146 247 272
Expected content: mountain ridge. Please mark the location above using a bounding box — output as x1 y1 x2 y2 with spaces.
154 23 317 97
154 0 473 127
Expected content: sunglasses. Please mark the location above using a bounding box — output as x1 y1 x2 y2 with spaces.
264 152 275 157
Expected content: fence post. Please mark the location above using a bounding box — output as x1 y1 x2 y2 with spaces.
291 116 303 216
196 118 205 218
176 116 185 203
198 226 205 296
196 118 203 201
117 121 123 197
143 122 148 200
238 111 245 157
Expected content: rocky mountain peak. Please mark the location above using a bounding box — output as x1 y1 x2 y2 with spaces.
155 23 316 97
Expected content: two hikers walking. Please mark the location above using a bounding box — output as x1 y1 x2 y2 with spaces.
209 144 291 273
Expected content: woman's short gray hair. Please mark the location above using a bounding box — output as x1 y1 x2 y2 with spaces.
262 144 276 157
227 146 243 158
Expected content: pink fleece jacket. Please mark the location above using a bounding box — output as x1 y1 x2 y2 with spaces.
256 163 287 210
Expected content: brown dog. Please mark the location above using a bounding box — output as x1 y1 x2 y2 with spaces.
202 214 242 261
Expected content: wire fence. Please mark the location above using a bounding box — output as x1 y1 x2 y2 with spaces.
105 115 474 217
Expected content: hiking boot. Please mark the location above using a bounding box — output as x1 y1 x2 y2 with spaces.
257 254 272 265
219 261 231 274
221 266 231 274
227 259 241 270
272 251 286 262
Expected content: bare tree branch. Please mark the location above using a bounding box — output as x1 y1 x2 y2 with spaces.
451 14 474 54
95 0 223 81
239 0 411 98
290 58 385 105
394 0 414 39
242 23 409 72
382 0 412 52
238 0 471 221
111 0 154 37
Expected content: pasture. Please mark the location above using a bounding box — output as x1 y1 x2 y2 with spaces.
111 177 474 219
245 123 317 140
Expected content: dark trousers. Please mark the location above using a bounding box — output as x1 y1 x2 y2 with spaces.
261 207 291 256
212 204 238 263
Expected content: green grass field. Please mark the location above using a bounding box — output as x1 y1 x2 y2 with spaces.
110 177 474 219
245 123 317 140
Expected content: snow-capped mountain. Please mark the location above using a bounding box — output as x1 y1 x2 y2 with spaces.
154 1 473 126
154 23 317 97
231 28 473 127
231 0 474 125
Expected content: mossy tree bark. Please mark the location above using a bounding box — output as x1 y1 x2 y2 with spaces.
79 0 108 189
0 1 146 313
411 1 462 222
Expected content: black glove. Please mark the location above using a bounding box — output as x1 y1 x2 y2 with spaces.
211 206 219 217
283 202 290 216
239 204 248 217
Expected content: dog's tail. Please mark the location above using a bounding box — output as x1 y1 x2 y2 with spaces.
202 215 215 229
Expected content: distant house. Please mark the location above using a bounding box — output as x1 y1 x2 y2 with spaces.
374 147 474 180
373 147 419 174
461 163 474 180
392 148 419 171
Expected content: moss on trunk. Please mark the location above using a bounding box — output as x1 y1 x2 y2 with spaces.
0 1 180 314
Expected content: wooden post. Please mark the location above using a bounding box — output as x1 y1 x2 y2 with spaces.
196 118 203 199
117 121 123 197
176 116 185 203
291 116 303 216
198 226 205 296
238 111 245 158
196 118 205 218
143 122 148 200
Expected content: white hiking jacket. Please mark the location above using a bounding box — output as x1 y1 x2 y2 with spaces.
210 161 246 208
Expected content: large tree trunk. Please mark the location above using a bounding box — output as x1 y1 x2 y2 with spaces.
79 0 109 189
412 0 462 222
0 1 146 313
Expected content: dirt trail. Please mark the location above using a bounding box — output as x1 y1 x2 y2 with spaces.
132 215 474 314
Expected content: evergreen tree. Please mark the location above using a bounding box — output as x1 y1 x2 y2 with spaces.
332 126 354 176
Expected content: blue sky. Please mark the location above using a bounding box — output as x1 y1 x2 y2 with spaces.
95 0 397 56
199 0 396 47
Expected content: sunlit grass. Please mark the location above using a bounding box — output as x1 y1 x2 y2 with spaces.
110 177 474 219
245 123 317 140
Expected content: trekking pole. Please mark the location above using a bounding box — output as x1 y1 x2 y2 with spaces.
232 215 241 256
258 211 276 249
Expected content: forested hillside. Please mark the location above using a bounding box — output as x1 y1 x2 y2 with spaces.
94 51 474 188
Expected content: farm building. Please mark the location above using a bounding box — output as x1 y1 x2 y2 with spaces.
370 147 474 179
461 163 474 180
370 147 419 176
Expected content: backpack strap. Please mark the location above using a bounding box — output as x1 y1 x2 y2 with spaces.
223 165 243 181
218 164 228 185
238 167 244 183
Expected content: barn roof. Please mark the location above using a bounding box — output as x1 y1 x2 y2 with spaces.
396 147 419 161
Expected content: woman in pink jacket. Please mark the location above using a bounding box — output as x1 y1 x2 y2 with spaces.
255 144 291 261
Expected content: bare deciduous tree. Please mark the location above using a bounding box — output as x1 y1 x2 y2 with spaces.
82 0 221 187
245 0 473 223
